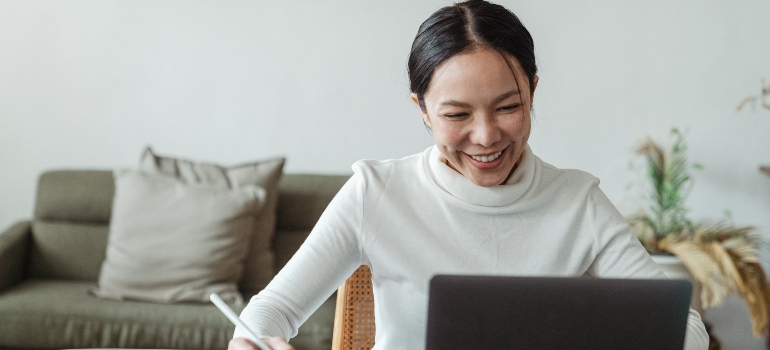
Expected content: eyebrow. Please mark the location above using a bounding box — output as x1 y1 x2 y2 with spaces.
438 90 521 108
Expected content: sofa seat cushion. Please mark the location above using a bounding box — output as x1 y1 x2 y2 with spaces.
0 279 336 350
0 279 238 350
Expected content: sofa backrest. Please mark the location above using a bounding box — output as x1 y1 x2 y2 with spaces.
28 170 351 283
272 174 350 273
30 170 114 281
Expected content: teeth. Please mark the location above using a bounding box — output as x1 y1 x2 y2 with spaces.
471 150 502 163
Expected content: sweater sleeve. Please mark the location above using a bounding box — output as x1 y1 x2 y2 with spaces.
585 185 709 350
233 171 367 342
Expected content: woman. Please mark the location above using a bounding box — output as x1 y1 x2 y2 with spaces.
231 1 709 349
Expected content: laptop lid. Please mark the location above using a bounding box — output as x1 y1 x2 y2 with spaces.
426 275 692 350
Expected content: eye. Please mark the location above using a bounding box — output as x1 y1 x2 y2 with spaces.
498 104 521 112
444 113 468 118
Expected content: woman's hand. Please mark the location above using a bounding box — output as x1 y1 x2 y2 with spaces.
228 337 295 350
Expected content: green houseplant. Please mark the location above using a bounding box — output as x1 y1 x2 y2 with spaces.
627 128 770 337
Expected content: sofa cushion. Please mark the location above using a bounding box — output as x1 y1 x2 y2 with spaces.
92 170 264 304
0 279 336 350
140 147 285 297
0 279 238 350
28 221 108 281
276 174 350 231
30 170 114 281
272 229 312 274
34 170 115 223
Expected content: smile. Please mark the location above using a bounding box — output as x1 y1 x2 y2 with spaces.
469 150 503 163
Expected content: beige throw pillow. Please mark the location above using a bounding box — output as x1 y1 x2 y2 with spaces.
92 170 265 304
139 147 285 297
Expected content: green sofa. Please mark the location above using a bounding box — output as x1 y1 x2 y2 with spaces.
0 170 350 350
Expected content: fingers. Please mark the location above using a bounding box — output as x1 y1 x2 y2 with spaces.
228 337 259 350
228 337 294 350
264 337 295 350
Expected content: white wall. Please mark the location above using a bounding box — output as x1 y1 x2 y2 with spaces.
3 0 770 253
6 0 768 236
3 0 770 254
1 0 769 345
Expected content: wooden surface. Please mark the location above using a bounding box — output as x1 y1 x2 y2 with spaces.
331 278 348 350
331 265 375 350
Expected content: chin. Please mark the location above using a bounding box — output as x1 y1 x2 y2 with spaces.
464 161 515 187
468 174 505 187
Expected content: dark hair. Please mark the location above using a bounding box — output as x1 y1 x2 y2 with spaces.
408 0 537 110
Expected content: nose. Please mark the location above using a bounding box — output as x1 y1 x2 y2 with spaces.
469 114 502 147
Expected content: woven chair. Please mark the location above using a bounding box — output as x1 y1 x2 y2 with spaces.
331 265 376 350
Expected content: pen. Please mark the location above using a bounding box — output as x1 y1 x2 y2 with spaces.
210 293 273 350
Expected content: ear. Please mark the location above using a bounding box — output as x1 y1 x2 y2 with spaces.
411 93 432 128
530 75 539 106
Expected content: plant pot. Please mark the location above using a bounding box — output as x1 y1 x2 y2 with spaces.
651 254 705 316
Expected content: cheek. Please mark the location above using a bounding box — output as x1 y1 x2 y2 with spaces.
431 122 465 150
505 114 531 137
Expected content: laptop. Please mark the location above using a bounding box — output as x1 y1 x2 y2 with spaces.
426 275 692 350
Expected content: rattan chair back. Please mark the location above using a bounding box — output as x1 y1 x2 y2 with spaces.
331 265 375 350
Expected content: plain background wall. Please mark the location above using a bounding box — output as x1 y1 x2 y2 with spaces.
1 1 769 348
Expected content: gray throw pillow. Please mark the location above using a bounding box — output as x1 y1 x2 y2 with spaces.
92 170 265 304
138 147 285 297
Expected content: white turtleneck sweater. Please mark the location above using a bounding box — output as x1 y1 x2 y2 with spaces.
235 145 709 350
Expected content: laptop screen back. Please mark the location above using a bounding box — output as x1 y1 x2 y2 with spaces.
426 275 692 350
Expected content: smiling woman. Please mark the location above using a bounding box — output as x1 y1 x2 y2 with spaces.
230 1 710 350
413 48 536 187
406 0 538 188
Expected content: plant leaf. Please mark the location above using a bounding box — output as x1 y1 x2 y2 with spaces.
737 263 770 337
659 237 729 308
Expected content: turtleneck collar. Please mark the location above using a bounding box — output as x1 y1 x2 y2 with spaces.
425 144 537 207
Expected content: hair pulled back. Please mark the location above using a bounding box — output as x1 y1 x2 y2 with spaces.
408 0 537 109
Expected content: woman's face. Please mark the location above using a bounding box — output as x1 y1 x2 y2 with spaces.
412 47 538 187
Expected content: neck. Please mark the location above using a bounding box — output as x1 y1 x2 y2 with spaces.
427 145 536 207
441 158 521 186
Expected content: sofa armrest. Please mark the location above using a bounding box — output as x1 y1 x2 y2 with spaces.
0 220 32 292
